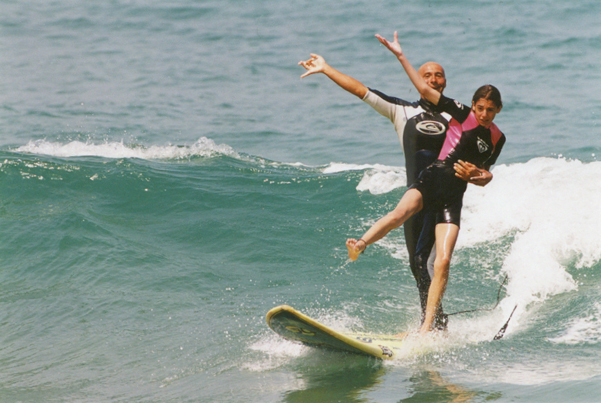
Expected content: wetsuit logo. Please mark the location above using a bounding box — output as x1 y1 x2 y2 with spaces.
477 137 489 153
416 121 446 135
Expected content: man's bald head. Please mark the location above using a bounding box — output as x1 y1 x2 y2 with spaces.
418 62 446 94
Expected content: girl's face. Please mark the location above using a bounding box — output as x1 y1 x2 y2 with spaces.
472 98 502 127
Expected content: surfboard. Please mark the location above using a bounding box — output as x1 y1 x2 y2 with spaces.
266 305 407 359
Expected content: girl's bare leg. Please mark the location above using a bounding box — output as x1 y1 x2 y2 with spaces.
420 223 459 334
347 188 423 260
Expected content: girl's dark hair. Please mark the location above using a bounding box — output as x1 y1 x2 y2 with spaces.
472 85 502 108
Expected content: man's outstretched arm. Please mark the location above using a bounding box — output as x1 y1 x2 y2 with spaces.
299 53 368 99
375 31 441 106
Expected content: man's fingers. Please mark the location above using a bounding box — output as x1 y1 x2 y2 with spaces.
375 34 389 46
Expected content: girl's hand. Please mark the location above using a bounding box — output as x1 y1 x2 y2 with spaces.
454 160 493 186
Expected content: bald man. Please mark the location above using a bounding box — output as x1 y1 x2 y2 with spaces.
299 54 456 329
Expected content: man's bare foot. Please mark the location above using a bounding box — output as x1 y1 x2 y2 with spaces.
346 238 366 261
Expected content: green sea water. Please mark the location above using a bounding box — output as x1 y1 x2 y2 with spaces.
1 1 601 402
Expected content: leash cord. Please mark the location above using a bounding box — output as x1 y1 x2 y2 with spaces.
446 274 508 317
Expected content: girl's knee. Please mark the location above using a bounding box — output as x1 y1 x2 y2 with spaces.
434 257 451 273
384 211 405 228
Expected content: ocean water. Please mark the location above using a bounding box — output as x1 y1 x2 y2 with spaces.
0 1 600 402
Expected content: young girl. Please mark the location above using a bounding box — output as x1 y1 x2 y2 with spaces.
347 32 506 335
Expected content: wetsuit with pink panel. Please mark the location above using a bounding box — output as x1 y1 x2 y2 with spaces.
411 94 506 226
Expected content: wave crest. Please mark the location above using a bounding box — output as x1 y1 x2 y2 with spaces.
14 137 239 160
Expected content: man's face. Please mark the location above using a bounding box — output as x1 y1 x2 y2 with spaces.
419 63 446 94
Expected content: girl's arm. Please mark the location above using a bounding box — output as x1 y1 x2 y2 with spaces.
375 31 441 105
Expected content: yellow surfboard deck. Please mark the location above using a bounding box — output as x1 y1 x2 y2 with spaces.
266 305 407 359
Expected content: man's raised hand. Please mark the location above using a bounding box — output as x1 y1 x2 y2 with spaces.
298 53 327 78
375 31 403 58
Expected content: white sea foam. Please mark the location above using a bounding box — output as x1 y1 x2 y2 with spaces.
14 137 240 160
323 162 406 195
458 158 601 329
248 333 308 360
549 302 601 345
454 159 601 338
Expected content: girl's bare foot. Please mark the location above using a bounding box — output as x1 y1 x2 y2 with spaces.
346 238 366 261
419 324 431 336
